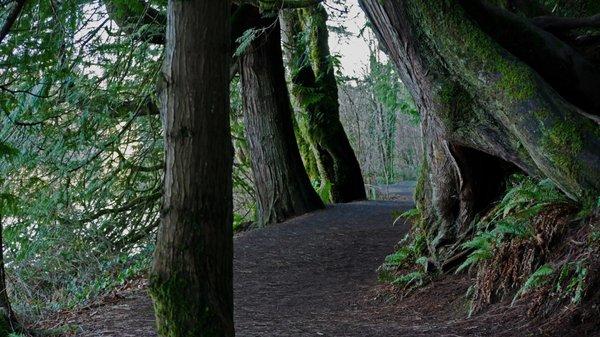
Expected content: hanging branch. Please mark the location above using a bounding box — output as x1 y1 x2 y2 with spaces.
0 0 28 45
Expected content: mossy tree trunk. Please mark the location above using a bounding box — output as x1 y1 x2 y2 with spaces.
239 8 324 227
281 6 367 203
149 1 234 336
359 0 600 268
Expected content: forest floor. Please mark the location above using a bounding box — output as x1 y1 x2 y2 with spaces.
35 197 596 336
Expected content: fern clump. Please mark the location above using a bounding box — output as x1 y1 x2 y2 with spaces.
458 175 567 273
378 208 430 292
457 174 598 314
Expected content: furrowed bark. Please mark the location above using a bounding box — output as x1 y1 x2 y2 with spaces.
149 1 234 336
359 0 600 265
281 7 366 203
240 8 324 226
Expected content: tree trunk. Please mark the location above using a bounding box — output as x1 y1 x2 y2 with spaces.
149 1 234 336
0 216 17 337
240 9 324 227
281 7 367 203
359 0 600 266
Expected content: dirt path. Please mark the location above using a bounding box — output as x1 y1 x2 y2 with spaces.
46 200 596 337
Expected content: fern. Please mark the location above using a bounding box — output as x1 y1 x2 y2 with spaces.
234 28 259 57
512 264 554 304
399 208 420 220
392 271 424 288
495 217 532 238
458 175 569 273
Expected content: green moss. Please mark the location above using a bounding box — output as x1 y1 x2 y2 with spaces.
533 108 550 120
150 272 227 337
436 81 474 132
541 121 584 189
546 122 583 153
496 60 536 101
408 2 538 103
414 157 429 217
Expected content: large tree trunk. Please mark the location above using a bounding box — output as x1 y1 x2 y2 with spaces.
240 9 324 227
281 7 366 203
149 1 234 336
359 0 600 267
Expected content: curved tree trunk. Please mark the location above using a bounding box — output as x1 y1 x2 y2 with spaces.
149 1 234 336
281 7 366 203
240 9 324 227
359 0 600 266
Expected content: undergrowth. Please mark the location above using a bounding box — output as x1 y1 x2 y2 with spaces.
378 207 431 292
458 175 597 314
457 175 568 273
379 174 599 319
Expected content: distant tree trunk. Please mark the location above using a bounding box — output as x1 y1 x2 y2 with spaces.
281 7 367 203
0 216 17 337
359 0 600 268
239 9 324 227
149 1 234 336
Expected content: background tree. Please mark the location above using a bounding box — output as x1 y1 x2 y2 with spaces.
338 51 421 187
238 8 324 227
149 0 234 335
282 6 366 203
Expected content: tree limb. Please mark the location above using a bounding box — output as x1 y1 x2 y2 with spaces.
532 13 600 31
0 0 28 45
460 0 600 114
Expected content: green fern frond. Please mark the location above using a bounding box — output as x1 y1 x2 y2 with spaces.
512 264 553 304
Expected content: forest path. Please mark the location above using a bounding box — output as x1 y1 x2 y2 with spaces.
47 199 569 336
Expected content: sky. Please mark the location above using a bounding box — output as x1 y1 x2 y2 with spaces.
326 0 374 77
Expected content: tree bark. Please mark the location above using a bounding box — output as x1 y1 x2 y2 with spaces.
359 0 600 266
281 7 366 203
0 216 18 337
149 1 234 336
459 0 600 114
239 9 324 227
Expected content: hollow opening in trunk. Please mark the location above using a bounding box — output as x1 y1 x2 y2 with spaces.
450 144 524 225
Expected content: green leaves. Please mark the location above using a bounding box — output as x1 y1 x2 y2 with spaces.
456 232 495 273
0 193 19 215
235 28 259 57
457 175 569 273
0 141 19 160
512 264 554 304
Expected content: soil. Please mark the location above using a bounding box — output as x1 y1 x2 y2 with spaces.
36 200 599 337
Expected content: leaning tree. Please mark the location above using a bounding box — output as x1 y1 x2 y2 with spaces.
358 0 600 269
281 5 367 203
237 7 324 226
